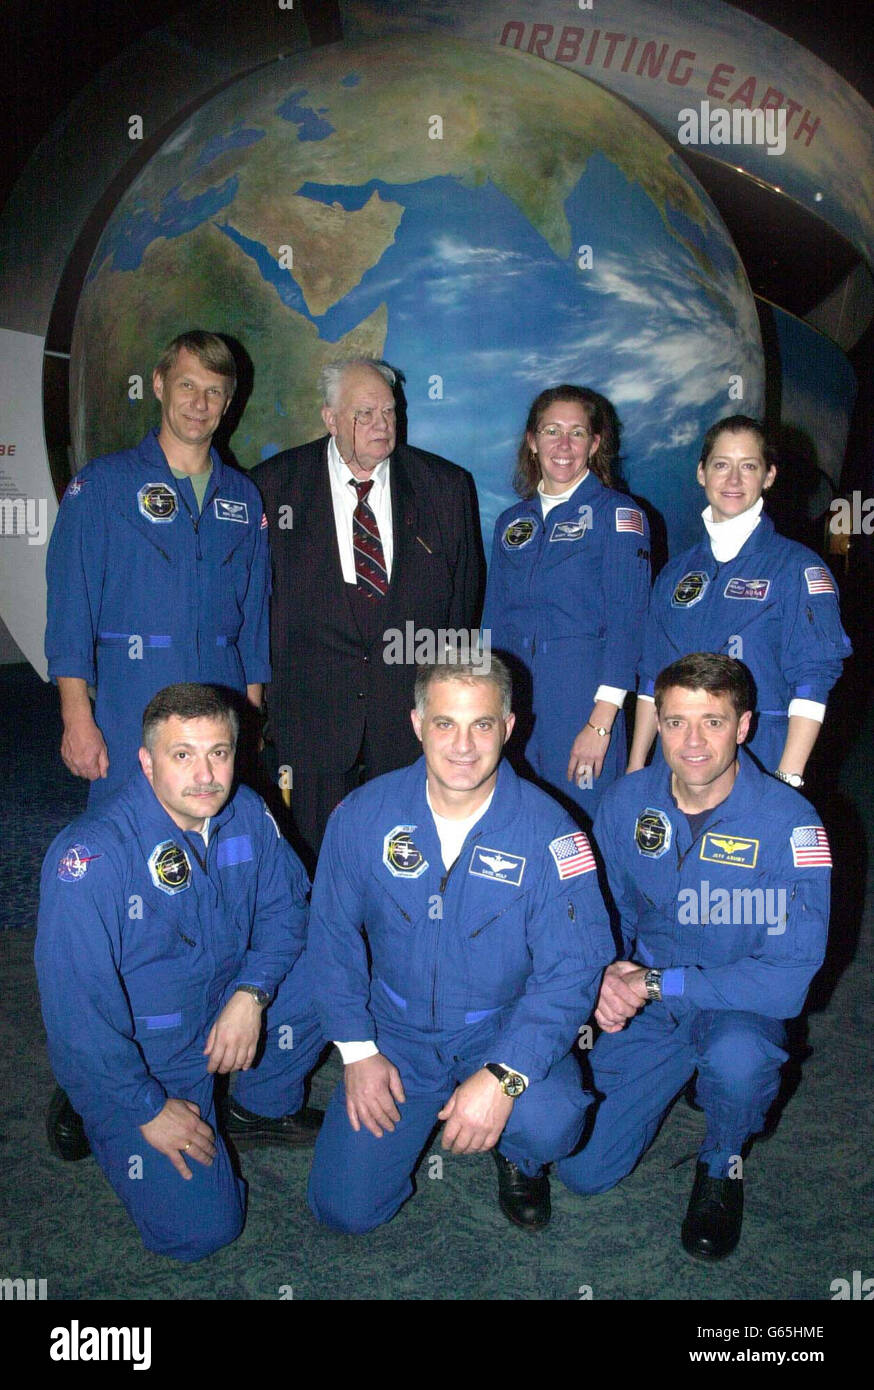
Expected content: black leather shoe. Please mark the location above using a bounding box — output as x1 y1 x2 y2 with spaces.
681 1161 743 1260
492 1149 551 1231
224 1095 323 1148
46 1086 91 1161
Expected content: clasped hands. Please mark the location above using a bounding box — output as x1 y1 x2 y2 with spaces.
595 960 649 1033
344 1053 514 1152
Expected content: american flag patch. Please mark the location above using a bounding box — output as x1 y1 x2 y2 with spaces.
616 507 644 535
790 825 832 868
549 832 596 879
804 565 836 595
260 512 268 529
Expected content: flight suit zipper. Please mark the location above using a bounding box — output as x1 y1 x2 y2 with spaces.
432 857 460 1026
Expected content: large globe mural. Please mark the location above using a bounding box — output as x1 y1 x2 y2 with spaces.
70 32 763 551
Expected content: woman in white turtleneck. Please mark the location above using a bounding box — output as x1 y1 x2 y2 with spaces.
627 415 851 785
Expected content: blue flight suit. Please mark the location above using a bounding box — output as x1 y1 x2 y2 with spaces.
639 515 851 771
306 757 616 1234
35 772 323 1262
558 750 831 1194
482 473 650 817
45 430 271 804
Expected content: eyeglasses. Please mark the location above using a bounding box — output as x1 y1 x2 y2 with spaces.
352 407 396 427
536 425 592 441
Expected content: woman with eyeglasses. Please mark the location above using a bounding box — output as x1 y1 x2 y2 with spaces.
482 385 651 818
627 414 852 786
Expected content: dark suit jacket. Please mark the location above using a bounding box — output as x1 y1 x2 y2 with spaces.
252 437 485 774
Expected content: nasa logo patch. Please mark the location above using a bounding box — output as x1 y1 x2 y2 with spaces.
502 518 537 550
383 825 428 878
634 809 672 859
468 845 526 887
671 571 709 608
57 843 101 882
724 577 771 601
214 498 249 524
148 841 192 895
138 482 178 523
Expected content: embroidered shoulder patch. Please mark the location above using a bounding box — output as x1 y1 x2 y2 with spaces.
615 507 644 535
549 832 596 879
804 566 836 595
790 825 832 867
57 843 101 882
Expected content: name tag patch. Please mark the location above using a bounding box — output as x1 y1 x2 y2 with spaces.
383 825 428 878
550 519 588 542
214 498 249 524
724 577 771 601
700 832 759 869
468 846 526 887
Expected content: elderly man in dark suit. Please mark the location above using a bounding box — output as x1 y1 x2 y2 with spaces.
252 358 484 869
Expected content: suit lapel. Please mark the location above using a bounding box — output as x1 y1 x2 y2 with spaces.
383 449 419 618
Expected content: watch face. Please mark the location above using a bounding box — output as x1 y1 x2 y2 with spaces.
502 1073 526 1098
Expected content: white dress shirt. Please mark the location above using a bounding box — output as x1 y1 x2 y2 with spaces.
327 436 394 583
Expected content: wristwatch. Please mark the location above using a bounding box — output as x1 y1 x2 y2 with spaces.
485 1063 527 1097
773 770 804 788
587 721 610 737
236 984 270 1007
644 968 663 1002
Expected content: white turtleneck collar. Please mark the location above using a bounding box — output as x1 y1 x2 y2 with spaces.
702 496 764 563
538 470 589 519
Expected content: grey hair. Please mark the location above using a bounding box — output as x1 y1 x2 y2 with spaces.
318 358 397 408
414 656 512 720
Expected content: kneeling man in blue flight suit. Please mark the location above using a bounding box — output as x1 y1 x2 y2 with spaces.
306 655 615 1233
558 653 831 1259
36 684 323 1262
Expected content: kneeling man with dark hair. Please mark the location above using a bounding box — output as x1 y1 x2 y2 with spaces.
36 683 323 1262
558 653 831 1259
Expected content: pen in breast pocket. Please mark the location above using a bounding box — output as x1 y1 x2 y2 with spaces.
416 535 433 554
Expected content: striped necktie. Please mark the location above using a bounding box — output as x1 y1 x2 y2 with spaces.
351 478 389 599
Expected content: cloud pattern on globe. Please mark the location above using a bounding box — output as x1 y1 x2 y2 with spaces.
71 34 763 553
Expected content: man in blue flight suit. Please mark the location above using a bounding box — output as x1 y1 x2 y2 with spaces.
559 653 831 1259
306 656 615 1233
45 330 270 808
35 684 323 1263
